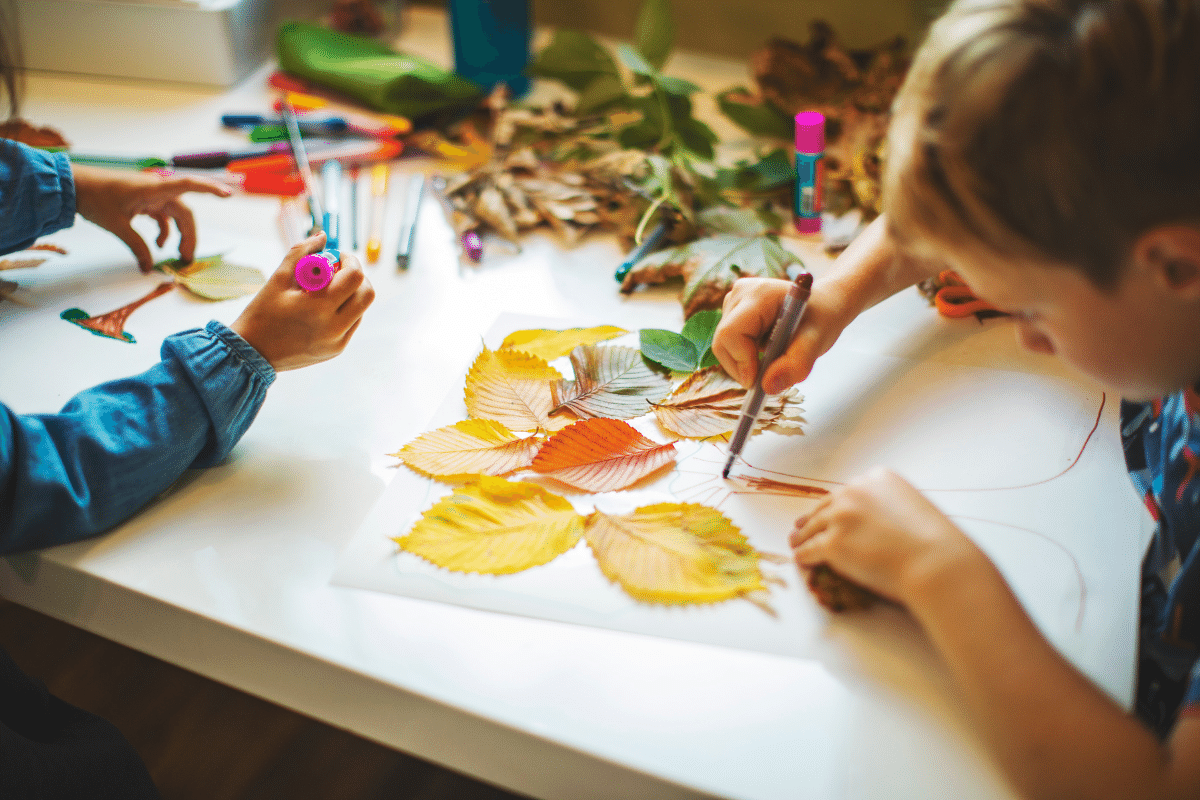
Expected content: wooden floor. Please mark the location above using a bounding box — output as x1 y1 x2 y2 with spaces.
0 599 530 800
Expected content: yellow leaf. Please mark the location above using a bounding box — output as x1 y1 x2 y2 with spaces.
653 366 804 439
584 503 773 604
532 418 676 492
395 476 584 574
464 346 574 433
392 419 541 479
157 255 265 301
499 325 627 361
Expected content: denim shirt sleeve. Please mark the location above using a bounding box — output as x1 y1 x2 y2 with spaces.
0 138 76 255
0 321 276 554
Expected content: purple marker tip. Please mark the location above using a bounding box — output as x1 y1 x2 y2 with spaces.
462 230 483 262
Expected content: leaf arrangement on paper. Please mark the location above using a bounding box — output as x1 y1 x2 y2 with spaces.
389 325 805 608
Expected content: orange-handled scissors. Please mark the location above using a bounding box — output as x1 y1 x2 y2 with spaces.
932 270 1007 319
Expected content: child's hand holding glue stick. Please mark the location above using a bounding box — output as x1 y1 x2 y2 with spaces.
233 231 373 371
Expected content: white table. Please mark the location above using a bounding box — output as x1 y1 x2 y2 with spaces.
0 10 1151 800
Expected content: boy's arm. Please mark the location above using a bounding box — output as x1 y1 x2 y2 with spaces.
911 547 1200 800
0 321 275 553
792 469 1200 800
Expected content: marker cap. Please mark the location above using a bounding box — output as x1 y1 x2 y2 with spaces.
295 251 339 292
795 111 826 154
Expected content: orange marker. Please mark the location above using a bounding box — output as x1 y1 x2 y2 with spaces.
365 163 389 263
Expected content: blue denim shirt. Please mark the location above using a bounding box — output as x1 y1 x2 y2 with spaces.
0 138 276 553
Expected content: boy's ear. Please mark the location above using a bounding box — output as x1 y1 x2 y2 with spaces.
1135 226 1200 297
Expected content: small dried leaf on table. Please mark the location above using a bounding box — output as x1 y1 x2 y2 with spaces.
395 476 584 574
465 346 574 433
584 503 775 604
499 325 627 361
531 418 676 492
392 419 541 479
653 366 803 439
157 255 266 301
621 234 802 318
551 344 672 420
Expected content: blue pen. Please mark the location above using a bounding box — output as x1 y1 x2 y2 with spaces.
614 220 669 282
322 160 341 254
222 113 349 135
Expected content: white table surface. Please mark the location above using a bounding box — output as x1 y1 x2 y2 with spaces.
0 9 1153 800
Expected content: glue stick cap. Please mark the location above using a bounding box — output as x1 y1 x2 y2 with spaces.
795 111 826 154
295 251 339 292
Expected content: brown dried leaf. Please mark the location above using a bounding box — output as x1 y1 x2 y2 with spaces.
532 418 676 492
552 344 672 420
652 366 803 439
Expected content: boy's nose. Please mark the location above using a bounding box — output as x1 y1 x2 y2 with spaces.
1015 322 1055 355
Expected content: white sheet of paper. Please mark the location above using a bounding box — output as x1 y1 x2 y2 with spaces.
333 311 1148 689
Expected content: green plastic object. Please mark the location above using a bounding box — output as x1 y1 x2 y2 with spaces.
276 21 484 124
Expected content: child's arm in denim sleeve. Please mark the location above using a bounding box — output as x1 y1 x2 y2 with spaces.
0 321 275 553
0 138 76 254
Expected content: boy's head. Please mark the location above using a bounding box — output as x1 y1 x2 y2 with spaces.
884 0 1200 397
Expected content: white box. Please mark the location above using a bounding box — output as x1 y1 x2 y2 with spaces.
14 0 325 87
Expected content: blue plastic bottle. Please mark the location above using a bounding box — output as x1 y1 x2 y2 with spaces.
448 0 532 97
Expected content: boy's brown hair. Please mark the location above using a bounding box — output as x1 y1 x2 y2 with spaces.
884 0 1200 288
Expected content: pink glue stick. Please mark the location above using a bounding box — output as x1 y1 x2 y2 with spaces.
794 111 825 234
295 251 339 292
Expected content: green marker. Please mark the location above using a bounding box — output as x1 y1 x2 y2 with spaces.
68 153 168 170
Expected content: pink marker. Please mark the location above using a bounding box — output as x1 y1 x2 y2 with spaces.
295 251 339 292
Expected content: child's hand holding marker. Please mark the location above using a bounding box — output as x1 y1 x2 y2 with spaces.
231 232 374 371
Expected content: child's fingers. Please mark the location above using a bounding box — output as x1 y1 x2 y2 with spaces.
109 221 155 273
271 233 326 285
153 175 235 200
336 277 375 322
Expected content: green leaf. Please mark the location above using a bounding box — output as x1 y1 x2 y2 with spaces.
634 0 675 71
716 88 795 140
575 73 628 115
715 149 795 193
617 43 657 78
672 115 717 159
656 75 700 96
697 206 772 236
639 329 699 372
681 308 721 356
528 31 620 92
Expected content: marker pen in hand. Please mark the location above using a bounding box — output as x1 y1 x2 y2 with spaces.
296 162 343 292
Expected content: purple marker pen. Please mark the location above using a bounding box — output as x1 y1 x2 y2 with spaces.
794 111 825 234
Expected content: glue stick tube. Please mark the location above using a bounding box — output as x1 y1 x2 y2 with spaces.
295 251 340 292
794 111 825 234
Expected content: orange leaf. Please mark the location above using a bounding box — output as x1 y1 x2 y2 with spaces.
391 419 541 478
551 344 672 420
652 366 804 439
531 418 677 492
464 346 575 432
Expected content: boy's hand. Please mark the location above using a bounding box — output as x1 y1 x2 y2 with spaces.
789 468 982 606
231 233 375 372
712 277 846 394
72 165 233 272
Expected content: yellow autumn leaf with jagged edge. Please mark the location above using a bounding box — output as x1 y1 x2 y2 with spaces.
499 325 627 361
395 476 584 574
464 346 575 433
391 419 542 479
584 503 775 604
